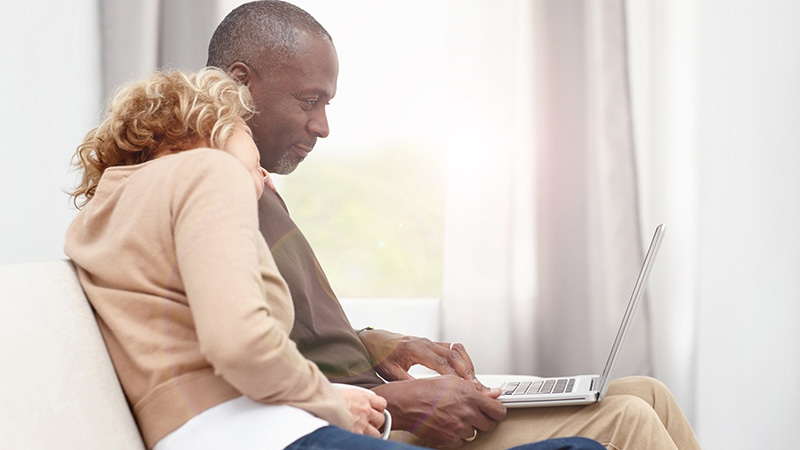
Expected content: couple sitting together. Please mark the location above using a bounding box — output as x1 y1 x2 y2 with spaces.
64 1 701 449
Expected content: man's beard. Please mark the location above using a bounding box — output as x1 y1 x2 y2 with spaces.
271 149 301 175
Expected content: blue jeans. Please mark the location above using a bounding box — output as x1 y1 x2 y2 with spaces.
285 426 605 450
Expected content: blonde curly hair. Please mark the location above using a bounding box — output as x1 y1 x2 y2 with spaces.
70 67 254 208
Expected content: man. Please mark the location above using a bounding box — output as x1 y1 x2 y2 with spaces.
207 2 701 449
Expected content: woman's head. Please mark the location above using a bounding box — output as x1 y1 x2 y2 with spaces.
70 67 255 207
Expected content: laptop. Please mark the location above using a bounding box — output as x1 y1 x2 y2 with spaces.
497 224 665 408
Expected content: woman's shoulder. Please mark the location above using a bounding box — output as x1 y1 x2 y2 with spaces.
161 147 239 168
152 148 248 182
159 148 255 201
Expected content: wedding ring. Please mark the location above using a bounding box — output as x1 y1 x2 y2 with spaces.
449 342 455 351
464 428 478 442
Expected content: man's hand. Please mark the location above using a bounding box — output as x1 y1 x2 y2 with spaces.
372 375 506 448
333 384 388 438
358 329 480 384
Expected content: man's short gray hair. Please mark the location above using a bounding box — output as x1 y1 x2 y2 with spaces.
207 0 332 74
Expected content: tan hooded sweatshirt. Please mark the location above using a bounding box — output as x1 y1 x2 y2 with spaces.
65 149 352 449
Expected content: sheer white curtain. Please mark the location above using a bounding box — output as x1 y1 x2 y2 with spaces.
626 0 699 424
442 0 652 380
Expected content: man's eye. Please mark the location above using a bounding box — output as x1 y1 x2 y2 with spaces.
305 99 318 108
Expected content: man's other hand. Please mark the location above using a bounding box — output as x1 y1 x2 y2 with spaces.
372 375 506 448
358 329 481 384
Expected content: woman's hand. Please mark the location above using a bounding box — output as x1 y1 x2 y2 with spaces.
332 384 388 438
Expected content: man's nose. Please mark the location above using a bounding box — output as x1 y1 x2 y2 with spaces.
307 109 330 138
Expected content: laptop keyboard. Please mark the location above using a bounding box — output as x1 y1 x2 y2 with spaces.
501 378 576 396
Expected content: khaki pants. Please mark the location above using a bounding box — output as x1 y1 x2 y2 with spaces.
391 376 700 450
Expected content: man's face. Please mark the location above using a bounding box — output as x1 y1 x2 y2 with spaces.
246 34 339 174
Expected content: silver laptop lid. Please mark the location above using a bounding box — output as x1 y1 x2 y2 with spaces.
595 224 665 398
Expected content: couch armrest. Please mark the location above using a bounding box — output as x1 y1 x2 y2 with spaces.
0 259 146 450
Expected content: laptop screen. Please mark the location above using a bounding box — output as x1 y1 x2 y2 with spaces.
596 224 665 397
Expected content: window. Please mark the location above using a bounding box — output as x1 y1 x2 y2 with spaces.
274 0 448 298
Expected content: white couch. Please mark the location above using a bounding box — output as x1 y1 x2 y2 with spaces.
0 259 448 448
0 259 146 449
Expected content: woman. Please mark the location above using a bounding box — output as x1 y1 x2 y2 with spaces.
65 68 604 450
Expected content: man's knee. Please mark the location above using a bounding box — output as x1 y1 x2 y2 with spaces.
630 375 669 392
610 375 671 403
605 395 661 429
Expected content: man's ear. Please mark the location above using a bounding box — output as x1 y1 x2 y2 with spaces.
228 62 252 86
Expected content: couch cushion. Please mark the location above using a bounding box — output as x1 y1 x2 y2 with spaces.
0 259 145 450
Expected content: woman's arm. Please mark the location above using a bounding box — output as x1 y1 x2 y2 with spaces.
171 151 352 428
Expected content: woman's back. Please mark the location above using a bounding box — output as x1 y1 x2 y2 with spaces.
66 148 349 447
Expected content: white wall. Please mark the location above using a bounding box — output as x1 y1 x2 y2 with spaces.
694 1 800 447
631 0 800 447
0 0 100 265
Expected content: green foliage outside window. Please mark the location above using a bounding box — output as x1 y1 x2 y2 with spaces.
276 141 444 299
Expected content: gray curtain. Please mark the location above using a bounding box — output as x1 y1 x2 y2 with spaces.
99 0 218 100
532 0 650 377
